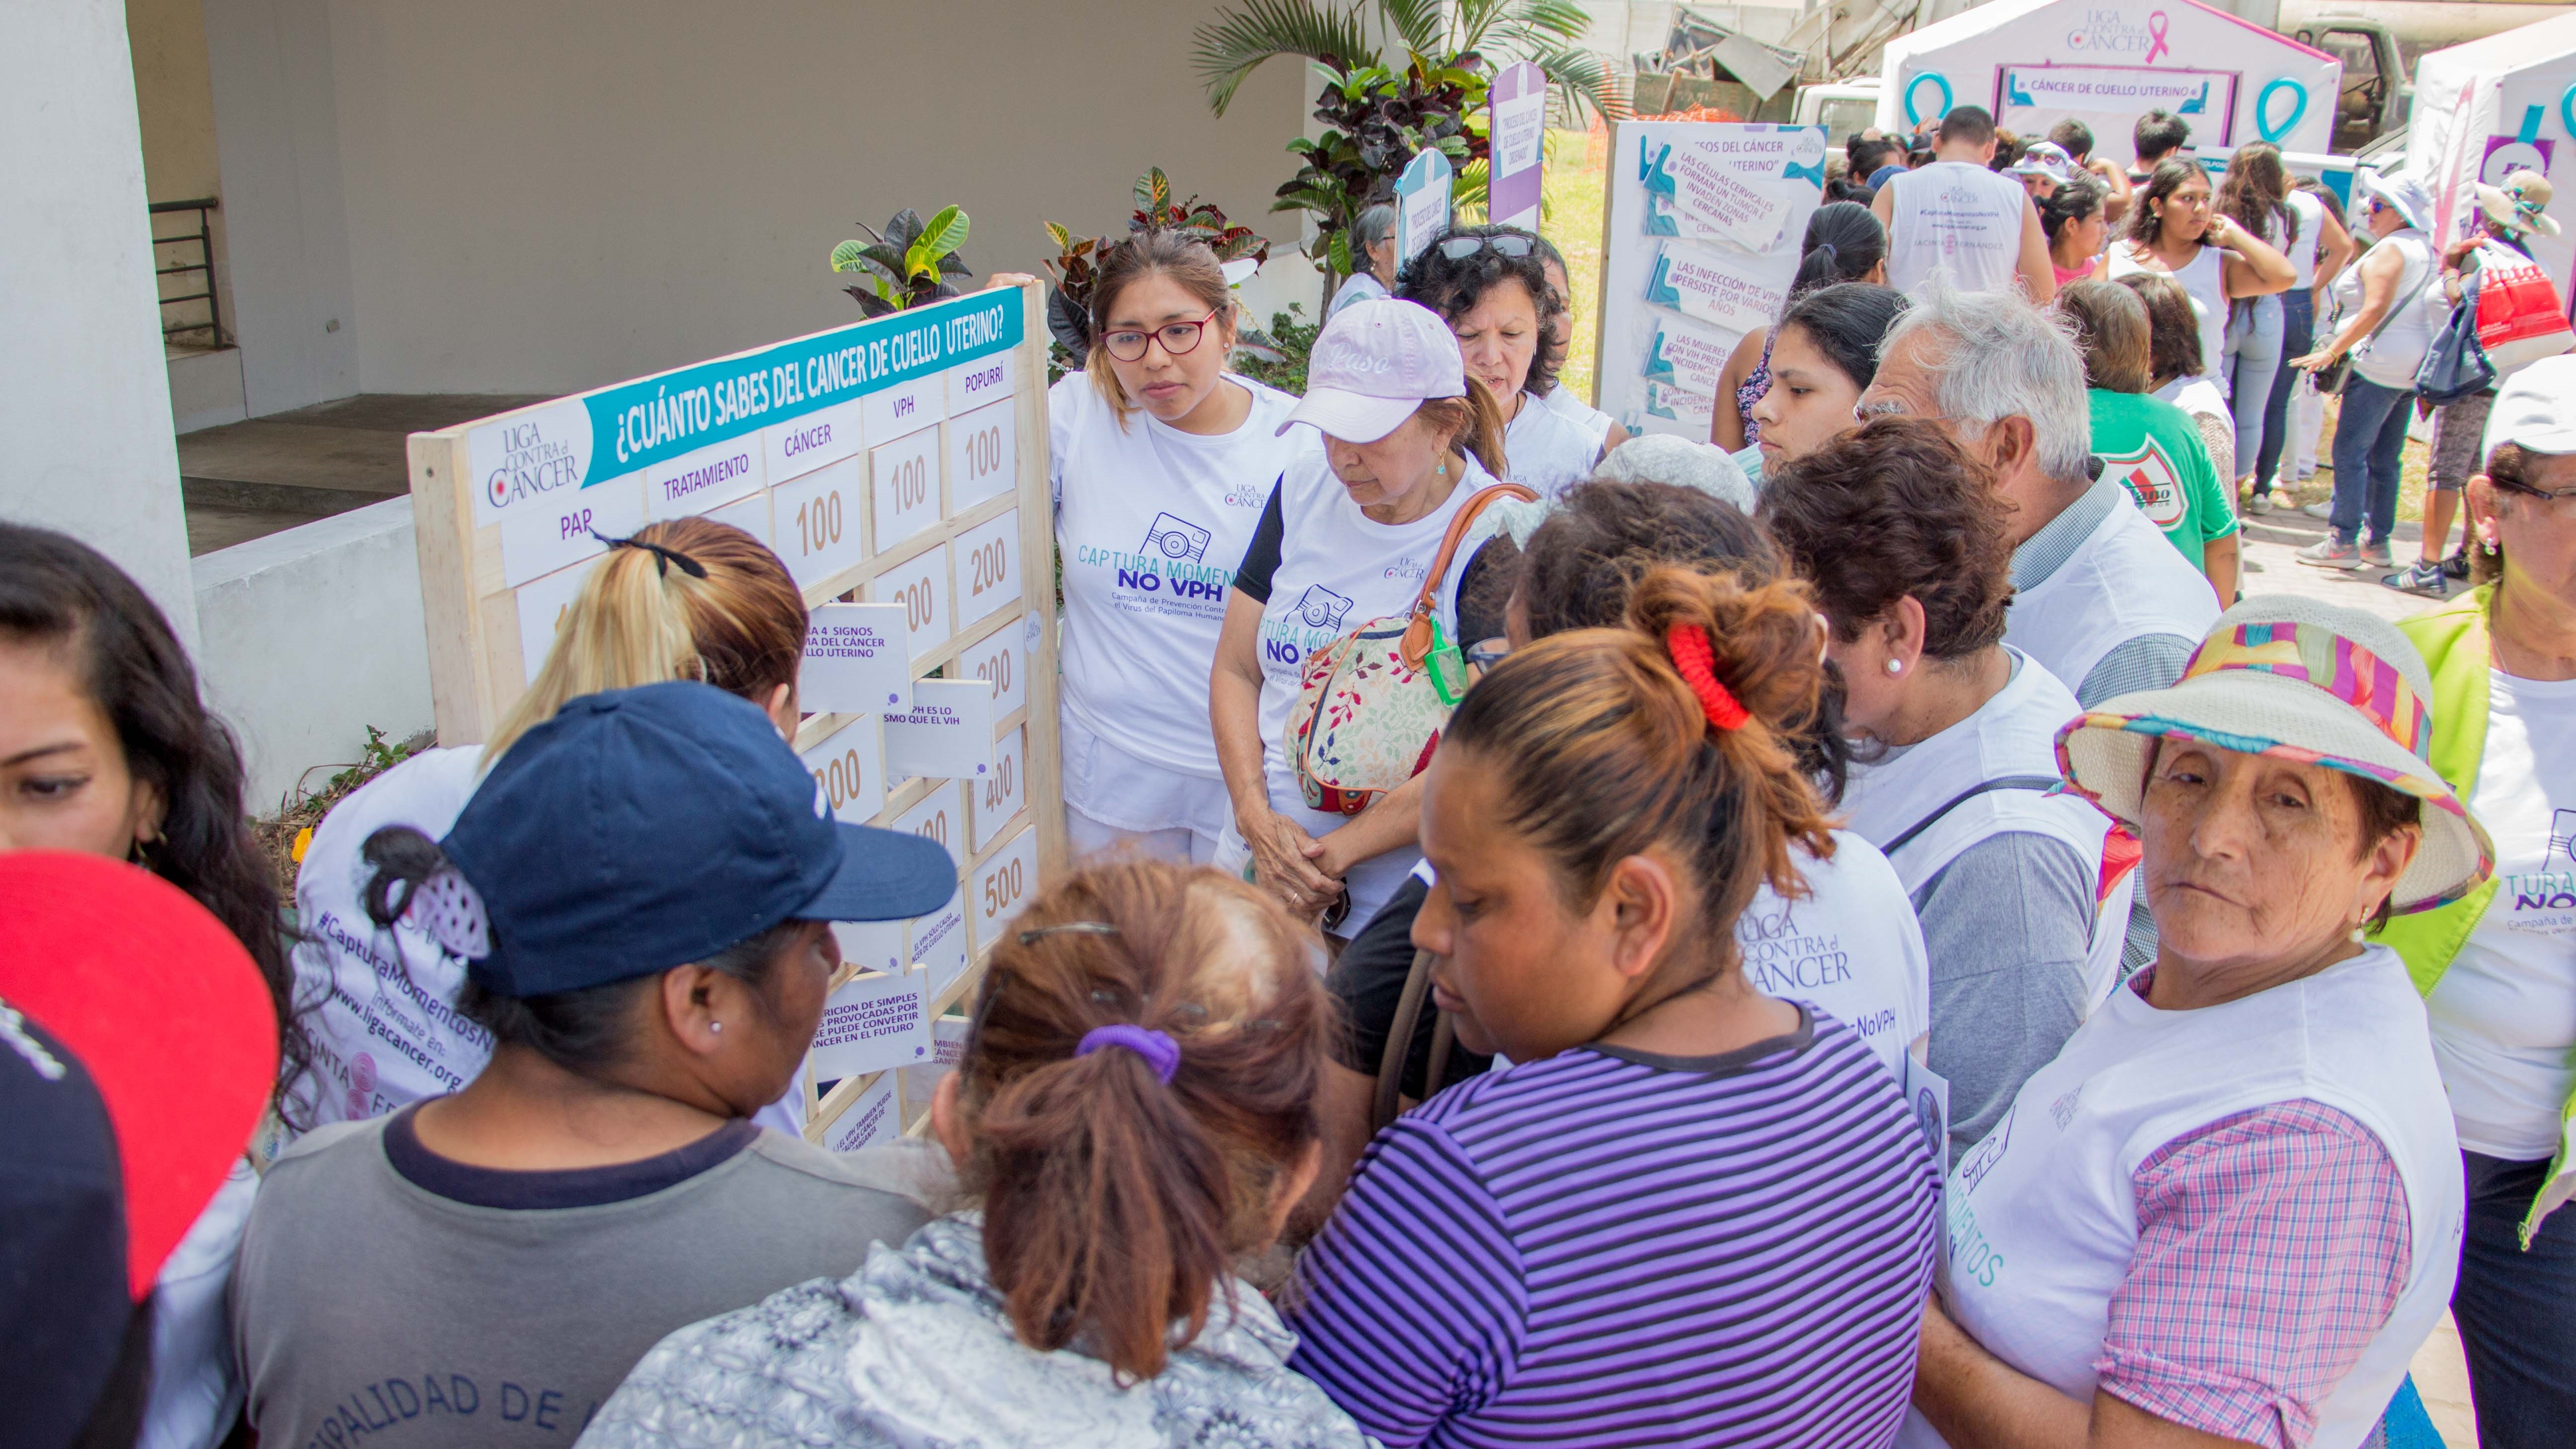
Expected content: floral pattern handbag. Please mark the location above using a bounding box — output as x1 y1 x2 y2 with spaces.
1283 482 1535 815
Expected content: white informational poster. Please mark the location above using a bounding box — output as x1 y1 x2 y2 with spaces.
1877 0 2337 165
1595 121 1826 439
2407 13 2576 314
1394 147 1455 264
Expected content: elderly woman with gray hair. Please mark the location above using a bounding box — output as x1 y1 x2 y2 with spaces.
1908 596 2483 1449
1859 275 2219 709
1326 204 1398 319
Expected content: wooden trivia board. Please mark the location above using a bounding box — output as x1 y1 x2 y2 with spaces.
405 278 1063 1149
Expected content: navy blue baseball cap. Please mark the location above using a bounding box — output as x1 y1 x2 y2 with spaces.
441 680 955 997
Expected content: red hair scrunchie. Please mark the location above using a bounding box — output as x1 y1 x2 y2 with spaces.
1665 624 1750 732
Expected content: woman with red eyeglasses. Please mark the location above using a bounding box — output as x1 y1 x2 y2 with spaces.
1049 231 1307 867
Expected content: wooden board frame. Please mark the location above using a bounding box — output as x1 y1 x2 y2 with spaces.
405 279 1064 1149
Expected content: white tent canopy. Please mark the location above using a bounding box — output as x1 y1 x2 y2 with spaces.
1877 0 2338 165
2407 12 2576 305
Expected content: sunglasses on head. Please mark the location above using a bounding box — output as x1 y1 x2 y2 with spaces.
1437 234 1537 261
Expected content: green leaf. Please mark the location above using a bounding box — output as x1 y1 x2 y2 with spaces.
1190 0 1377 117
914 205 968 263
1134 169 1173 217
828 239 871 273
1377 0 1444 54
1328 228 1353 277
1044 220 1072 250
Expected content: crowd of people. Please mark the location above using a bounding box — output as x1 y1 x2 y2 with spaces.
7 115 2574 1449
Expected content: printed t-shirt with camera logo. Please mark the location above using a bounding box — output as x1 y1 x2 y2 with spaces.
2084 389 2236 570
1050 372 1305 778
1232 447 1490 926
2430 669 2576 1160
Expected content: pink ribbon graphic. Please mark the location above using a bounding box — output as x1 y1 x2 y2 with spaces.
2145 10 2171 64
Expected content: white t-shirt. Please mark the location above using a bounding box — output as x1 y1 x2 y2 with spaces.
2430 669 2576 1159
1885 161 2034 298
292 746 808 1137
1328 270 1391 319
2111 241 2228 392
2284 191 2326 290
1542 382 1618 450
2154 374 2231 437
1501 389 1602 499
1051 372 1305 785
1242 451 1490 925
1904 945 2464 1449
1736 830 1932 1076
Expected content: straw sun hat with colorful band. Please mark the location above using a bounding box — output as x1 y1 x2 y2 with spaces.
2054 598 2494 915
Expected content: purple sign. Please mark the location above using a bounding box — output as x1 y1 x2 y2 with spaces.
1489 62 1548 233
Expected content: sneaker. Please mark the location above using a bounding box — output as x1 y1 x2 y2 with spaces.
2302 500 2335 520
2382 562 2449 598
2359 539 2395 570
2248 492 2275 515
2442 551 2471 580
2298 537 2363 569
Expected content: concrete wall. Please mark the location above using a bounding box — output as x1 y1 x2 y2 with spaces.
202 0 361 416
193 497 432 810
0 0 199 645
306 0 1309 395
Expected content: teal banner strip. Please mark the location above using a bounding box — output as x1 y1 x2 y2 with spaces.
578 288 1021 489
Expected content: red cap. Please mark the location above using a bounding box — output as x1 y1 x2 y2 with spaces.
0 852 279 1296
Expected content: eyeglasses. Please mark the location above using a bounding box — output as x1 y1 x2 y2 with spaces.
1464 641 1512 672
1437 234 1537 261
1102 308 1221 363
2493 478 2576 505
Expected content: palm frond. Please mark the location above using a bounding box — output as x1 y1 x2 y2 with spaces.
1192 0 1377 116
1376 0 1448 54
1518 39 1625 121
1503 0 1590 43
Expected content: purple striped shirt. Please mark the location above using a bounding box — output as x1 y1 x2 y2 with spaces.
1288 1009 1939 1448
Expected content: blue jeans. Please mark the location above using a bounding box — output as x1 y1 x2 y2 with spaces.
2329 377 2413 545
2254 288 2315 494
2224 294 2284 482
2451 1151 2576 1449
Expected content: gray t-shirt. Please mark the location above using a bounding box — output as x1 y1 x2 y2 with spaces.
233 1108 930 1447
1914 831 2097 1164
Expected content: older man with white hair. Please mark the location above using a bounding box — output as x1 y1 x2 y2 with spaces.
1859 277 2219 709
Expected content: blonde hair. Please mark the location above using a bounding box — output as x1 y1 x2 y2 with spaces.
485 518 806 760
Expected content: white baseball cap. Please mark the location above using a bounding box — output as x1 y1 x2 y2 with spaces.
2481 354 2576 456
1277 298 1466 444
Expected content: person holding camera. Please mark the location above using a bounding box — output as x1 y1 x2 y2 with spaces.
1210 298 1512 939
1052 232 1305 866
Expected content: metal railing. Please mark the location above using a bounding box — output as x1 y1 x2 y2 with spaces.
151 198 225 348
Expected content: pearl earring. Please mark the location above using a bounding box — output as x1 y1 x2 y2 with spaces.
1885 658 1903 675
710 1021 724 1035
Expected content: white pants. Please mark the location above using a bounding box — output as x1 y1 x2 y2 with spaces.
1065 804 1221 867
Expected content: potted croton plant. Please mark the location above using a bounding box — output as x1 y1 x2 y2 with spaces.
1041 169 1273 377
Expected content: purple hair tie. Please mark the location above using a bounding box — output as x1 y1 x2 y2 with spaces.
1076 1024 1181 1083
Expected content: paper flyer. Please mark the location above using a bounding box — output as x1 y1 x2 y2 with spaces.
811 970 931 1080
823 1072 901 1154
1644 244 1788 335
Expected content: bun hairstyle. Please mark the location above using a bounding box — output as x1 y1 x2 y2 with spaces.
358 825 803 1071
1086 230 1237 426
1759 417 2014 661
956 860 1330 1383
1445 565 1839 960
1788 201 1888 297
2037 176 2105 244
485 517 805 762
1517 480 1854 804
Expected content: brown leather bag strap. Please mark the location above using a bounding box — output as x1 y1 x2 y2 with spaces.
1401 481 1537 668
1374 947 1439 1134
